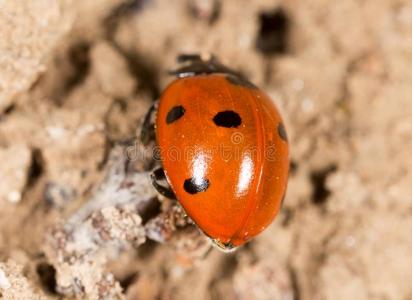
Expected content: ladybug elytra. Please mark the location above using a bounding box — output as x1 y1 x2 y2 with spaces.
144 55 289 251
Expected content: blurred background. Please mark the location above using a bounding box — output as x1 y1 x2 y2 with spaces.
0 0 412 299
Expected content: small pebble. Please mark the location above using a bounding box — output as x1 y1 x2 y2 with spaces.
0 268 11 290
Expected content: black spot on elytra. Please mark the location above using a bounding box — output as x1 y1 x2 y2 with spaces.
166 105 185 124
278 123 288 142
256 7 290 55
184 177 210 194
213 111 242 128
226 74 257 89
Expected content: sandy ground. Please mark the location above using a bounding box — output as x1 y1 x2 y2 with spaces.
1 0 412 299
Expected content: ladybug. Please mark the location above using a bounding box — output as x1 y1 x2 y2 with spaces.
142 54 289 251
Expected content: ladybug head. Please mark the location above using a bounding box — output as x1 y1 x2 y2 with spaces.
169 53 245 79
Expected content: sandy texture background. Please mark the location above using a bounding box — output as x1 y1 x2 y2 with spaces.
1 0 412 299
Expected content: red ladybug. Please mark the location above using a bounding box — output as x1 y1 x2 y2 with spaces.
144 55 289 251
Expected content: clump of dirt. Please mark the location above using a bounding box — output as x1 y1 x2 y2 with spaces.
1 0 412 299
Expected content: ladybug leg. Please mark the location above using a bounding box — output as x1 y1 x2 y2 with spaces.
151 167 176 200
170 54 244 79
140 100 158 146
